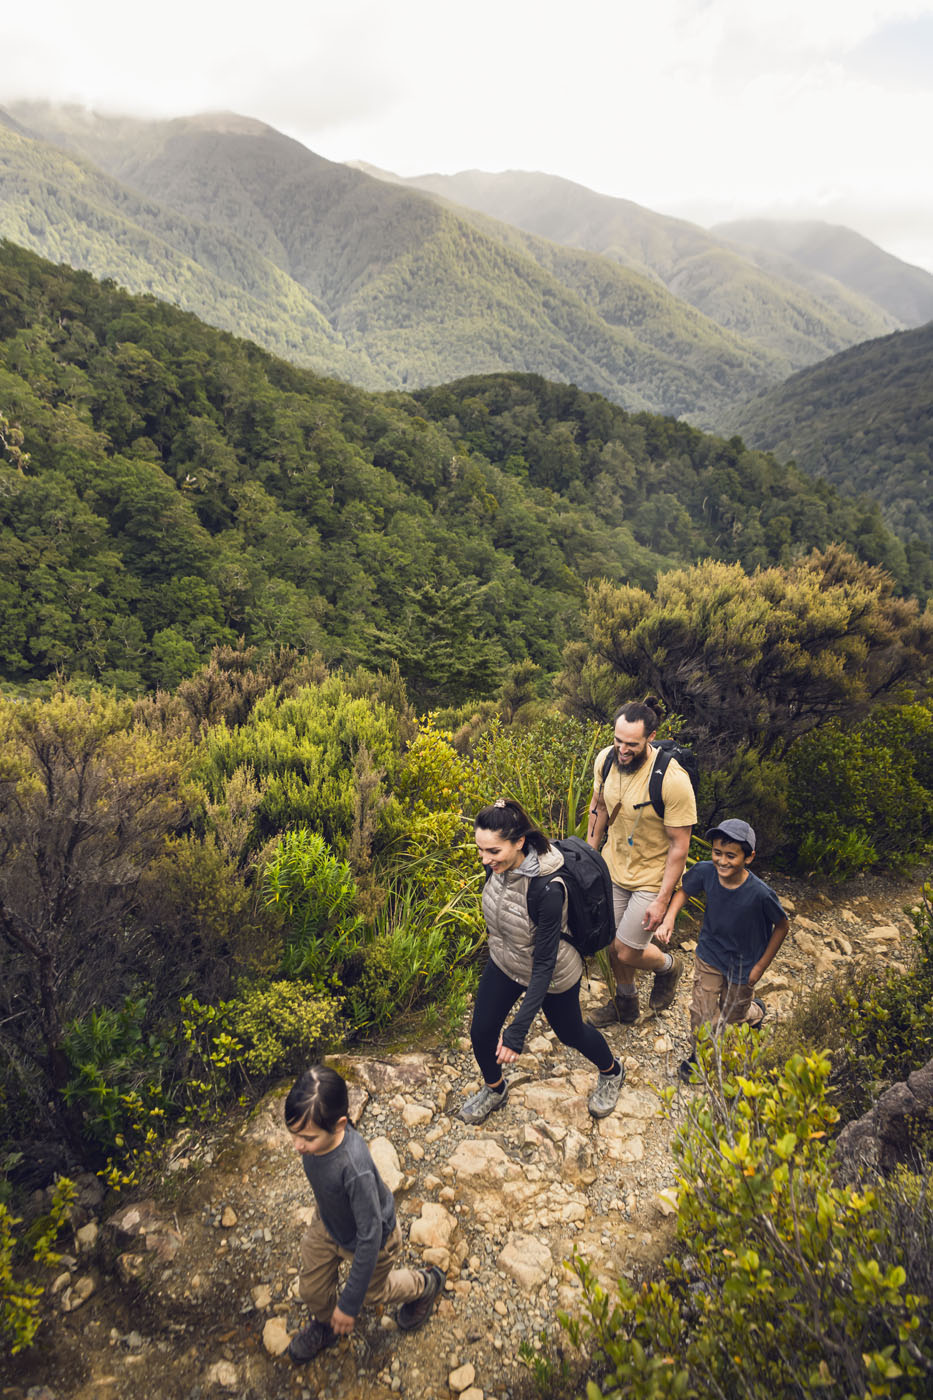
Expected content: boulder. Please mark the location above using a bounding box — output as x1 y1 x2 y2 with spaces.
498 1233 552 1289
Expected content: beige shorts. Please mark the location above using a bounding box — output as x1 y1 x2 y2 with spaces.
612 885 658 951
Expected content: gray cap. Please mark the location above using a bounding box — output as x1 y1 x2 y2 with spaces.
706 818 756 851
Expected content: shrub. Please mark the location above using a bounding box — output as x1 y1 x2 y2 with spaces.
1 1176 75 1356
785 702 933 879
225 981 340 1075
466 714 605 835
562 1034 932 1400
766 886 933 1126
262 827 365 984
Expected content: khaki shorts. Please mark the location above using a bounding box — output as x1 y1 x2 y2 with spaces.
612 885 658 951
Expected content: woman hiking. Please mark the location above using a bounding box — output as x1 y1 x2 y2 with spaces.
460 798 625 1125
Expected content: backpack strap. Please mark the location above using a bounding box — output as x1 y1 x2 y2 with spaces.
526 872 566 931
646 745 672 821
598 748 623 829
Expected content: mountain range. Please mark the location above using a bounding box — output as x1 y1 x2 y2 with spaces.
725 321 933 558
4 102 930 428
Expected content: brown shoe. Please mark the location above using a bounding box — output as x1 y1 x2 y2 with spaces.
649 953 683 1011
588 990 639 1027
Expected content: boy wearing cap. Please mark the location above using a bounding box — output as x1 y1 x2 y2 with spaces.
656 819 789 1084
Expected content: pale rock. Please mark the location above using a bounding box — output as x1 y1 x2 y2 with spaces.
499 1233 552 1290
867 924 901 942
370 1136 404 1194
830 934 853 956
51 1271 71 1295
795 916 820 933
402 1102 433 1127
116 1253 145 1283
61 1274 96 1311
448 1138 508 1181
408 1142 425 1161
681 939 697 951
839 907 857 923
220 1206 237 1228
75 1221 99 1251
528 1035 552 1055
389 1093 407 1112
423 1246 450 1272
561 1201 587 1223
449 1361 476 1391
653 1035 672 1053
251 1284 273 1310
328 1053 431 1096
461 1389 484 1400
410 1202 457 1250
494 1299 508 1316
782 898 796 914
425 1125 446 1143
517 1082 591 1134
294 1205 315 1226
655 1188 679 1217
439 1186 457 1203
262 1317 291 1356
423 1174 442 1190
206 1360 238 1389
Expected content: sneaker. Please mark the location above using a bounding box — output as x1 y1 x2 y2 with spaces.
588 990 640 1027
750 997 767 1028
677 1053 697 1085
459 1080 509 1125
396 1265 445 1331
288 1318 338 1365
649 952 683 1011
588 1062 626 1118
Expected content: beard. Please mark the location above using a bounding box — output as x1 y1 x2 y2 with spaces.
615 746 648 772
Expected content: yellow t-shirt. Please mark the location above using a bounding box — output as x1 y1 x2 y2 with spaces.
593 744 697 890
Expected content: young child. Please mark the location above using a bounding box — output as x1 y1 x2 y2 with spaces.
656 819 789 1084
284 1065 444 1365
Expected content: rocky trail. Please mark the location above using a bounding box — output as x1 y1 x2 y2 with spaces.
3 876 922 1400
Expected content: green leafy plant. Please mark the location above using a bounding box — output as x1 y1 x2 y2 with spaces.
561 1032 933 1399
1 1176 75 1356
225 981 340 1074
263 827 365 983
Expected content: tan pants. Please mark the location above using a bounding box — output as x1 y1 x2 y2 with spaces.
689 955 764 1038
298 1212 425 1321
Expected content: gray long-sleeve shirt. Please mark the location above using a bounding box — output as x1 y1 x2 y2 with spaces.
301 1124 397 1317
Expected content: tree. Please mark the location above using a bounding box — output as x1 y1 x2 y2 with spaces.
560 548 933 767
0 692 190 1142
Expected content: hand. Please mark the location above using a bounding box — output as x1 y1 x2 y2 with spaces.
655 921 672 946
330 1305 355 1335
496 1035 521 1065
747 965 762 987
642 896 667 932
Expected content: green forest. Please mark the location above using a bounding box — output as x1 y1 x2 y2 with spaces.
728 320 933 552
1 240 929 703
2 238 933 1395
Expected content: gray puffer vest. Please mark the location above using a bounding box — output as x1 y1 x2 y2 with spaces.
483 845 583 993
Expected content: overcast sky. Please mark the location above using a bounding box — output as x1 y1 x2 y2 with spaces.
4 0 933 270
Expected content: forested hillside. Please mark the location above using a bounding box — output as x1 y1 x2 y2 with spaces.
1 241 925 699
0 107 784 423
380 167 904 366
726 321 933 558
714 218 933 327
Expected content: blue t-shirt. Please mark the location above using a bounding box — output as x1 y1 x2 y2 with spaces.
681 862 786 984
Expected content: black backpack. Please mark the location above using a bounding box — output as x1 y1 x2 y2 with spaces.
526 835 615 959
600 739 699 821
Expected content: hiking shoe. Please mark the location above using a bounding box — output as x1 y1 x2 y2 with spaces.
750 997 767 1028
588 1062 626 1118
288 1318 338 1365
649 952 683 1011
678 1053 697 1085
588 990 640 1027
459 1081 509 1124
396 1265 445 1331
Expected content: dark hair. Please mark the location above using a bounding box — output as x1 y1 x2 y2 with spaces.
613 699 660 735
474 798 550 855
284 1065 349 1133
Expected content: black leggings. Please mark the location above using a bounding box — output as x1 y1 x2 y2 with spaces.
470 959 615 1085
